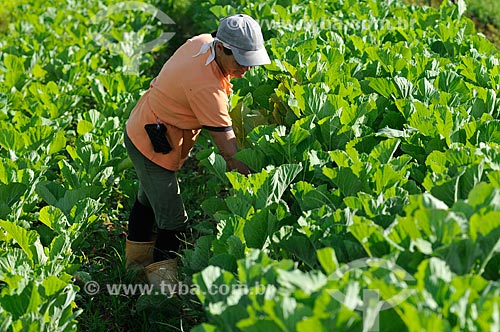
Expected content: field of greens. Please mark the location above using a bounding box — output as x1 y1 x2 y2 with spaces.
0 0 161 330
1 0 500 331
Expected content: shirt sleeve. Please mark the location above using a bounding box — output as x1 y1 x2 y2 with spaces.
186 85 233 129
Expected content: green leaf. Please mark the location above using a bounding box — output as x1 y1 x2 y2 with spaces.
0 182 28 218
317 247 339 275
437 71 468 95
408 102 438 137
35 181 103 215
254 164 302 209
41 276 67 297
226 235 245 259
58 159 80 189
415 258 452 299
296 317 326 332
201 197 227 217
374 164 404 193
328 167 363 197
208 253 237 272
487 170 500 187
368 78 396 99
435 106 454 143
35 181 66 206
317 115 342 150
230 93 268 148
370 138 400 164
77 120 93 136
244 208 273 249
467 182 500 210
339 103 358 126
348 216 389 257
279 234 318 268
49 131 67 155
191 324 218 332
39 206 70 232
289 119 312 145
237 318 283 332
0 312 12 332
393 76 414 99
32 63 47 79
0 220 46 265
376 127 411 139
194 265 234 303
2 281 40 320
417 77 439 101
3 54 25 88
456 0 467 18
277 269 327 294
201 152 228 185
24 125 52 148
49 234 72 261
233 149 268 172
291 182 336 211
469 212 500 273
0 125 25 152
476 121 500 144
185 235 216 273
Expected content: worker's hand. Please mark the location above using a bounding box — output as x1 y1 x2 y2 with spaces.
208 129 250 175
226 157 250 175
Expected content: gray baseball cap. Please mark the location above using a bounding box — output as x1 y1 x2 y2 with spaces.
216 14 271 67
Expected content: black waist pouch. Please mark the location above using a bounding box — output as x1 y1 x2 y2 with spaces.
144 123 172 154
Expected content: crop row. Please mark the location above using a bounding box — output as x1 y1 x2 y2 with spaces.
0 1 163 330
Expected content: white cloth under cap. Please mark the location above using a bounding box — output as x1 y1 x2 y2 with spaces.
192 37 232 66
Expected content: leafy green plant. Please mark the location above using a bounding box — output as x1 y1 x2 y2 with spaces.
0 0 169 330
191 0 500 331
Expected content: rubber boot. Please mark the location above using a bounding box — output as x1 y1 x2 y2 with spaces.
144 258 178 295
125 239 155 269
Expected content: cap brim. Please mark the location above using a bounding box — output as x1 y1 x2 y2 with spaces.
231 47 271 67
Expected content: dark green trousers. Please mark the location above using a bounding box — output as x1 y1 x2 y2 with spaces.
124 129 187 231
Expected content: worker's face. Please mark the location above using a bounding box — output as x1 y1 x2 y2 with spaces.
216 43 252 78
